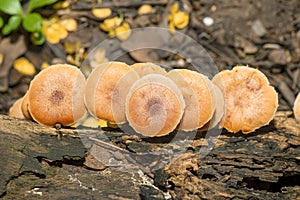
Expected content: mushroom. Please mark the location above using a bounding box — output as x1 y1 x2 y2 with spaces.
130 62 167 77
84 61 140 124
294 92 300 121
21 92 32 120
125 74 185 137
9 97 25 119
212 66 278 134
199 85 225 130
27 64 87 126
166 69 216 131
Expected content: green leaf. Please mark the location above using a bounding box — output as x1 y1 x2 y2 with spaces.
26 0 58 14
23 13 43 32
2 15 22 35
0 0 22 15
30 31 45 45
0 17 4 28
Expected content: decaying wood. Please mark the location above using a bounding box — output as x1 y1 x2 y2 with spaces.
0 112 299 199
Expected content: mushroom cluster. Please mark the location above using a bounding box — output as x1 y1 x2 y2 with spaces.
9 63 280 136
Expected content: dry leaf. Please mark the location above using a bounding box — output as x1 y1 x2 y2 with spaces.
13 57 36 76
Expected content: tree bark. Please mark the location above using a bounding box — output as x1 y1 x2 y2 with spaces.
0 112 299 199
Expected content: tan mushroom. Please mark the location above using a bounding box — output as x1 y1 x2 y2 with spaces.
293 92 300 121
84 61 140 123
130 62 167 77
212 66 278 134
21 92 32 120
125 74 185 137
9 97 25 119
166 69 216 131
27 64 87 126
200 85 225 130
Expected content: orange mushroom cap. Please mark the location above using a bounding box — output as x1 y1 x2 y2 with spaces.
166 69 216 131
21 92 32 120
125 74 185 137
212 66 278 133
84 61 140 123
28 64 87 126
9 97 25 119
294 92 300 121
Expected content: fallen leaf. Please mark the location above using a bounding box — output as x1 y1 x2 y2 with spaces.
13 57 36 76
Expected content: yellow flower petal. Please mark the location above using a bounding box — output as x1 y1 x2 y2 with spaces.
138 4 152 15
98 119 108 128
52 22 68 39
45 29 61 44
170 3 179 15
92 8 112 19
64 41 81 54
60 17 78 32
168 21 176 34
115 22 131 41
40 62 50 70
13 57 36 76
80 117 100 128
100 17 122 32
173 11 189 29
53 1 70 9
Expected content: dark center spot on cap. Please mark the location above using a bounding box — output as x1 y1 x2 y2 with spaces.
49 90 65 106
148 98 163 116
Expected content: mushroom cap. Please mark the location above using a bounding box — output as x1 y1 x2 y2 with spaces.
9 97 25 119
212 66 278 134
84 61 140 123
200 85 225 130
294 92 300 121
28 64 87 126
166 69 216 131
125 74 185 137
21 92 32 120
130 62 167 77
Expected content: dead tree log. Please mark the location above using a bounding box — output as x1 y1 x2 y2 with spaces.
0 112 299 199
